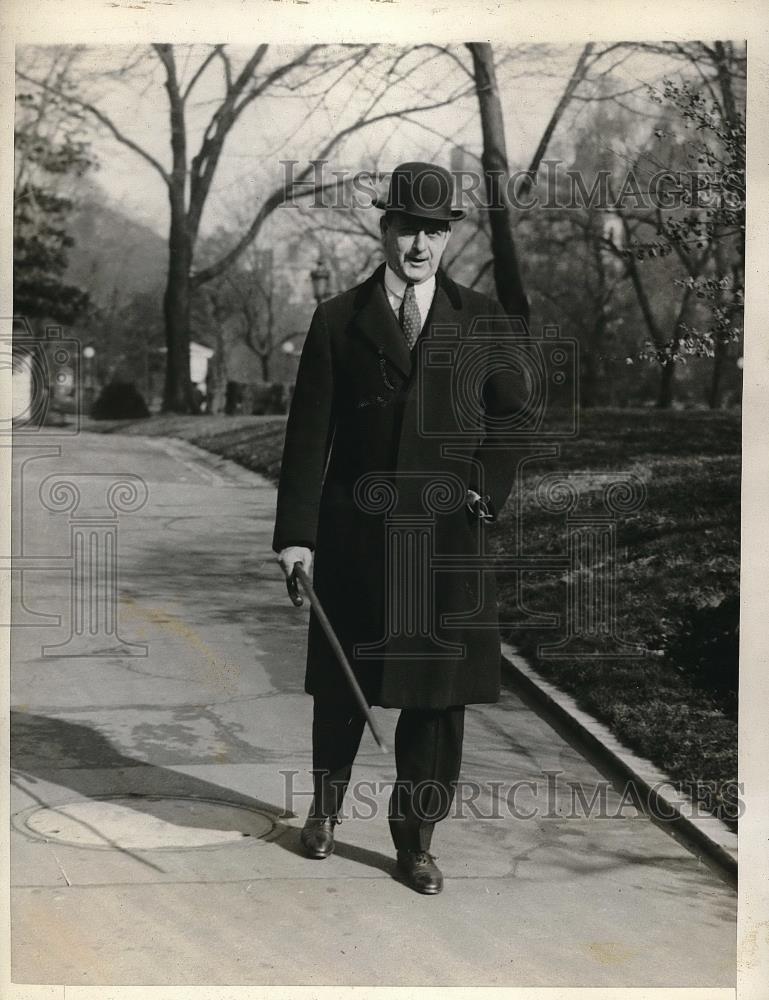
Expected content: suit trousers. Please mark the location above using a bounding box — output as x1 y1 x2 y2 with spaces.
311 696 465 852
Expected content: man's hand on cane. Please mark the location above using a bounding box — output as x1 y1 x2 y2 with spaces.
278 546 313 606
277 543 388 751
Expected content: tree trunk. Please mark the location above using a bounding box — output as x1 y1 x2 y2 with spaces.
708 337 727 410
205 350 227 414
656 361 675 409
162 210 195 412
156 44 197 415
585 227 609 409
707 234 737 412
467 43 529 323
655 285 694 409
581 349 598 408
582 310 605 409
621 223 678 409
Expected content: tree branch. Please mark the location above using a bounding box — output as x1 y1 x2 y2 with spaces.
188 45 321 237
182 45 225 101
515 42 595 203
468 257 493 289
16 67 170 185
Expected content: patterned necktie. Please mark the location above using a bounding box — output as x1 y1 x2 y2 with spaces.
399 282 421 350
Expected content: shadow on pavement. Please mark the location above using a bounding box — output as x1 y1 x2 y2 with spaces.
11 710 395 877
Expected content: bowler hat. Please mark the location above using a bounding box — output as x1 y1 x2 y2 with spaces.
374 161 466 221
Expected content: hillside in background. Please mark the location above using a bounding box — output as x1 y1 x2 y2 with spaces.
65 178 167 308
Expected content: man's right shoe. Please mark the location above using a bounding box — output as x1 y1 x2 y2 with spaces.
300 816 337 859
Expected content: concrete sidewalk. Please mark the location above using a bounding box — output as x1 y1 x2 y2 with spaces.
9 432 737 989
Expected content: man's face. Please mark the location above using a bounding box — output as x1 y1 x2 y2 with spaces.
380 212 452 284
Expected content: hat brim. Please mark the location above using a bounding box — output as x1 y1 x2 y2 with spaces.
373 197 466 221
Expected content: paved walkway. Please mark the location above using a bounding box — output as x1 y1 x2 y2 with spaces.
9 431 737 988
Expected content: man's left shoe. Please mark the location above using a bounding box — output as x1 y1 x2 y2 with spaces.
395 850 444 895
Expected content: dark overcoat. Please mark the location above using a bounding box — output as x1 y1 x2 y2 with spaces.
272 263 528 709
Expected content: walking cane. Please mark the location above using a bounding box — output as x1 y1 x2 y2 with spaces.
289 562 389 753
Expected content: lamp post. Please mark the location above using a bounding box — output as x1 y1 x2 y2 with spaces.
310 257 331 305
82 345 96 416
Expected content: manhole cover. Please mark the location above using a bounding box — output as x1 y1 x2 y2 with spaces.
17 796 276 850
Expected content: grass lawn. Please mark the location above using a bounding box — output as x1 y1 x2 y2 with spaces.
85 407 740 823
84 413 289 483
489 408 740 824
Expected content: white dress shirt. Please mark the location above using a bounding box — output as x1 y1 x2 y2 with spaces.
383 264 436 333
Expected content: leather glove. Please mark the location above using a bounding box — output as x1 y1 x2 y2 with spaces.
466 489 495 522
278 545 313 606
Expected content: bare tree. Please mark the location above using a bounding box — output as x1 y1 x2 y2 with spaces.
465 43 530 320
464 42 604 320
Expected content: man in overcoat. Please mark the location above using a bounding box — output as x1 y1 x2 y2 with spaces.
273 161 528 894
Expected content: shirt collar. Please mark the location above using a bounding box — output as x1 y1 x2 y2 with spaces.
383 264 436 307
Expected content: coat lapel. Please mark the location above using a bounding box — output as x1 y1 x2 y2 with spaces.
421 268 463 340
351 264 463 379
351 264 412 378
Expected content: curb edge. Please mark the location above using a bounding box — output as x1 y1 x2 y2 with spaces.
500 642 738 884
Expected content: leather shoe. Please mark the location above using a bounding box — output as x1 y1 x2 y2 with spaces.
396 850 443 894
300 815 337 859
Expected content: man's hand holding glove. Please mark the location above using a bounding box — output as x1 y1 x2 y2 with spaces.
465 489 495 523
278 546 313 606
